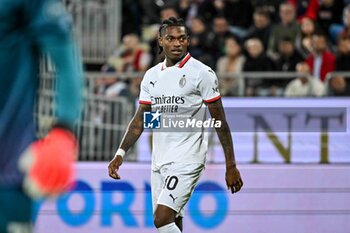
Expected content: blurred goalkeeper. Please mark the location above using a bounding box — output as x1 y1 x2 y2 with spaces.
0 0 83 232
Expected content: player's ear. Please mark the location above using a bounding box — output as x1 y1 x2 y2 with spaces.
186 36 190 46
158 35 163 47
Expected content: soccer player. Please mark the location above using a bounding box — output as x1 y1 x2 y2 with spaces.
0 0 83 232
108 17 243 233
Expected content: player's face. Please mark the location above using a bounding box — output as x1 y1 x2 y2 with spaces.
159 26 189 62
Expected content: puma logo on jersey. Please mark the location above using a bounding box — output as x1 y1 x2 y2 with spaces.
150 81 157 87
169 194 178 203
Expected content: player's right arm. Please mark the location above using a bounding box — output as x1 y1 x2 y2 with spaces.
108 103 151 179
109 68 153 179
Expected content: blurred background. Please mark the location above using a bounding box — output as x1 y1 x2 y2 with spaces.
35 0 350 232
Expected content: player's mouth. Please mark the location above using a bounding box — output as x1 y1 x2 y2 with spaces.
171 50 182 56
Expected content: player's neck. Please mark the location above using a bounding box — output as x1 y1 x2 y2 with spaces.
165 54 186 67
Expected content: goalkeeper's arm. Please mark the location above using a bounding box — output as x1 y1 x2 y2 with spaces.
19 0 83 198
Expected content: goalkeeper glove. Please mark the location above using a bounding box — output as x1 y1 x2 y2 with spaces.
19 127 78 199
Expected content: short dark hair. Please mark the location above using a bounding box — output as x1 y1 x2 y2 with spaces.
158 17 189 53
280 36 293 43
312 30 327 40
254 7 271 19
225 35 241 44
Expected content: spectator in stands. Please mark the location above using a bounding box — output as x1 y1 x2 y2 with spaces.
216 36 245 96
250 0 282 22
329 4 350 42
189 17 214 68
108 34 151 73
328 75 350 96
97 65 133 100
221 0 254 38
306 32 336 82
139 0 159 25
317 0 344 37
268 2 300 58
160 6 180 23
245 7 272 51
243 38 275 96
192 0 252 29
328 35 350 96
274 37 303 72
106 34 152 97
181 0 248 39
284 62 326 97
339 5 350 38
288 0 320 21
176 0 202 26
295 17 317 58
207 16 237 61
244 38 274 72
336 35 350 71
139 0 178 25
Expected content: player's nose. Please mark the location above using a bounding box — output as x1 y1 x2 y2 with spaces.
173 39 181 46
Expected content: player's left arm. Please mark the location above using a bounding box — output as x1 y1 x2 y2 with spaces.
206 97 243 193
199 68 243 193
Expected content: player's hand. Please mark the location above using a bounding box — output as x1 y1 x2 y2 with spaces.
108 154 123 179
225 165 243 194
18 128 78 199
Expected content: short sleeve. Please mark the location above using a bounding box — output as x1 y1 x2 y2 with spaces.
198 68 221 103
139 71 152 105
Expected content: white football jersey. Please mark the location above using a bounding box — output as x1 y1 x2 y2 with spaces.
139 53 221 171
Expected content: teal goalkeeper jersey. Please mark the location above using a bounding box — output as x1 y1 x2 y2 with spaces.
0 0 83 184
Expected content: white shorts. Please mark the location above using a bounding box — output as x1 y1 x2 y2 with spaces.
151 163 205 217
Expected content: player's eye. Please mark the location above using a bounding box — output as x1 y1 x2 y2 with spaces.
166 37 174 42
178 36 187 43
165 36 187 43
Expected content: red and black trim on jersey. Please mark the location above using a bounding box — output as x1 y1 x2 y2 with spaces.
139 100 152 105
161 53 191 71
203 95 221 103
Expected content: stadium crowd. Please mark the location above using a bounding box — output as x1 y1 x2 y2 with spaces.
97 0 350 97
